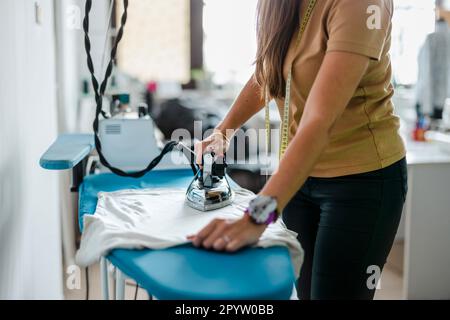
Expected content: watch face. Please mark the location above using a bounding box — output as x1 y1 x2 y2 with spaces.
258 209 271 224
249 195 278 224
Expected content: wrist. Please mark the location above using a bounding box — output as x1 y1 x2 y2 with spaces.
260 180 285 212
213 127 234 143
245 194 280 225
214 123 228 135
243 213 268 230
245 210 278 226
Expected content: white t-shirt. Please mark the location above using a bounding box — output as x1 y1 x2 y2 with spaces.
76 188 303 277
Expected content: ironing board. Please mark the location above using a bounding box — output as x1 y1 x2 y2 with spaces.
40 134 296 300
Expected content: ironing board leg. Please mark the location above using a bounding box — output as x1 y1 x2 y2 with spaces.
100 257 109 300
115 268 126 300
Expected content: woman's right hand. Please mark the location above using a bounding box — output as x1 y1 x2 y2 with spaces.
194 130 231 166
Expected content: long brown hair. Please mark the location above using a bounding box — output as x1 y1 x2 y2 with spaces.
255 0 300 99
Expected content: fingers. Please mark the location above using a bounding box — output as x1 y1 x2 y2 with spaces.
223 226 247 252
223 222 264 252
202 220 231 249
212 237 227 251
194 141 207 166
190 219 235 251
211 228 248 252
226 238 246 252
194 134 228 165
192 219 218 247
194 141 215 166
213 225 242 252
210 220 247 252
189 218 265 253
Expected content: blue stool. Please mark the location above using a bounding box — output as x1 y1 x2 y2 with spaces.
41 134 296 300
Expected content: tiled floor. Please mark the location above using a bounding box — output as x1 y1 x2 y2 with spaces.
65 241 405 300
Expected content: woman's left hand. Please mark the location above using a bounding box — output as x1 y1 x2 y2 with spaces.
187 215 267 252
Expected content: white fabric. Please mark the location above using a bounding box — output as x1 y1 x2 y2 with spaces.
76 188 303 278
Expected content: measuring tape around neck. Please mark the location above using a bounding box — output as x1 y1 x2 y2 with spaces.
265 0 317 160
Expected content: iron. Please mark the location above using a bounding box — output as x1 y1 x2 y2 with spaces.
185 153 234 211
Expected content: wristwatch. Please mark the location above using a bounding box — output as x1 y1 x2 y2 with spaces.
245 195 279 225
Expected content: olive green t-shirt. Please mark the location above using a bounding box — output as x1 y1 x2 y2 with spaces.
275 0 406 178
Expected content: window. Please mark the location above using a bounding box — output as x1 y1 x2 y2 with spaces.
391 0 436 86
203 0 258 86
203 0 437 87
116 0 191 83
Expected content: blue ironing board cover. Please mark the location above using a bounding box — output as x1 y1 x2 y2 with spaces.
79 169 296 300
40 134 94 170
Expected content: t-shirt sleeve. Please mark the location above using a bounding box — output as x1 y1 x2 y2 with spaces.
326 0 393 60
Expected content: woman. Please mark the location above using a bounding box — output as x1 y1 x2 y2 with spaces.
188 0 407 300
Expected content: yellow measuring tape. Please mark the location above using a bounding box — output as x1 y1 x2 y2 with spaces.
265 0 317 159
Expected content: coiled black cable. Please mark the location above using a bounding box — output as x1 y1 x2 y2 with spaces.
83 0 181 178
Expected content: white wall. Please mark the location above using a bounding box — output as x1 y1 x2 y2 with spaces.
54 0 110 133
0 0 62 299
55 0 83 133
